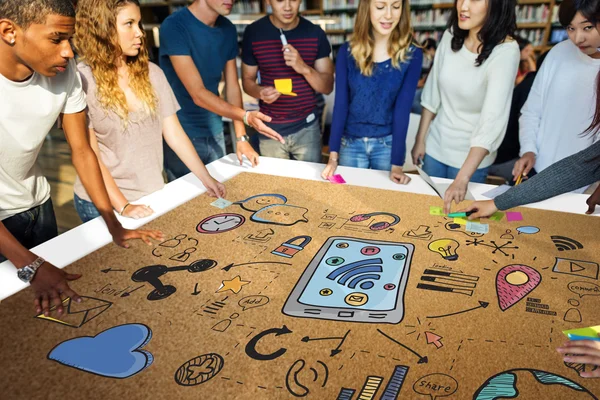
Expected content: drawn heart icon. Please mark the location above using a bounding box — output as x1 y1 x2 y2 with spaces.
48 323 153 379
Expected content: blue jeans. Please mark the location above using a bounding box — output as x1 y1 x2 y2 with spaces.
338 134 393 171
0 198 58 263
164 134 226 182
259 120 322 162
74 194 101 223
422 154 489 183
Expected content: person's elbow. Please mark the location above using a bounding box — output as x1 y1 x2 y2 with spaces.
320 75 334 95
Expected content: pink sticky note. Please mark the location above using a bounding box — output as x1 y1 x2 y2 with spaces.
328 174 346 184
506 212 523 222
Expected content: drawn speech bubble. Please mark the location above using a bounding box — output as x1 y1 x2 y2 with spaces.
413 374 458 400
238 295 270 311
568 281 600 299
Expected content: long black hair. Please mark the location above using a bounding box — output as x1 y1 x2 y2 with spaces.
447 0 517 66
579 0 600 136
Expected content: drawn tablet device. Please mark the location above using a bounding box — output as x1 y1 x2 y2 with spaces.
283 237 414 324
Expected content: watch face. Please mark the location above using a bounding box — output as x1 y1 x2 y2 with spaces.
17 267 34 283
197 213 246 234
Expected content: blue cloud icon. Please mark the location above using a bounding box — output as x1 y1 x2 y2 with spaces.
48 323 153 379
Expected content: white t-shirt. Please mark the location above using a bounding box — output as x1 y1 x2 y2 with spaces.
0 58 86 220
519 39 600 173
421 30 520 169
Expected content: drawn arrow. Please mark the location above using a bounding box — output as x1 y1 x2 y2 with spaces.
101 268 125 273
426 301 489 319
191 283 201 296
425 332 444 349
245 325 293 361
377 329 428 364
222 261 292 272
301 329 351 357
120 285 144 298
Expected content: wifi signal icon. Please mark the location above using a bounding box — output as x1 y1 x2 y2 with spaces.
551 236 583 252
326 258 383 290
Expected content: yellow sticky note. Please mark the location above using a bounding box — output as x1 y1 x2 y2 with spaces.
274 78 297 96
454 217 468 225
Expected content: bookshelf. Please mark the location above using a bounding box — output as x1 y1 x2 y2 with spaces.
137 0 566 57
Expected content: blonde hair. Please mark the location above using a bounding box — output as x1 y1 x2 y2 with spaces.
350 0 414 76
74 0 157 123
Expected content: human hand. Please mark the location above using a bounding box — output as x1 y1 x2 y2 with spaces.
201 176 227 198
411 140 426 166
122 204 154 219
321 156 338 180
390 165 411 184
443 178 469 214
460 200 498 219
557 338 600 378
236 140 259 167
283 44 309 75
259 86 281 104
512 152 536 181
586 184 600 215
110 225 164 248
246 111 285 143
31 261 81 316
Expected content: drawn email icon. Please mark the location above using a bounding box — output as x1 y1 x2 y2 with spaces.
349 295 364 302
35 296 112 328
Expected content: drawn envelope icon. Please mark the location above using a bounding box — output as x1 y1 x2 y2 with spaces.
349 295 364 302
35 296 112 328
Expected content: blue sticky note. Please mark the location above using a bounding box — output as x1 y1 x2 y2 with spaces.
466 221 489 234
211 198 233 209
567 334 600 342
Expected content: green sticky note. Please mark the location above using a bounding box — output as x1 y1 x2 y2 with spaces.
430 206 444 216
563 325 600 338
490 212 505 221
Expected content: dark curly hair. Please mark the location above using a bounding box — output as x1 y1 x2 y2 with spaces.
447 0 517 66
0 0 75 29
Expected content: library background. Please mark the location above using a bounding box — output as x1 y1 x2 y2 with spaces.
44 0 569 233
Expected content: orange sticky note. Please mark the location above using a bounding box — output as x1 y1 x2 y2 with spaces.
274 78 297 96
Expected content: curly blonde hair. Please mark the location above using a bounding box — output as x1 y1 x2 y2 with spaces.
350 0 414 76
74 0 157 123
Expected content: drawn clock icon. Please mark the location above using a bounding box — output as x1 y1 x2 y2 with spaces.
197 213 246 234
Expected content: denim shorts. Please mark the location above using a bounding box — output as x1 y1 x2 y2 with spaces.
338 134 393 171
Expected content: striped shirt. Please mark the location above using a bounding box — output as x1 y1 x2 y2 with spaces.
242 16 331 135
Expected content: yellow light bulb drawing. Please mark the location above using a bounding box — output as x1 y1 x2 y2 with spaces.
428 239 460 261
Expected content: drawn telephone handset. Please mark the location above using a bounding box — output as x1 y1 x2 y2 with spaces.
350 212 400 231
132 259 217 301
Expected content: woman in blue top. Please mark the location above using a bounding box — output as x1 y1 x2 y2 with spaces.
321 0 422 184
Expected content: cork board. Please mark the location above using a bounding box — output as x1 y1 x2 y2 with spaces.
1 172 600 399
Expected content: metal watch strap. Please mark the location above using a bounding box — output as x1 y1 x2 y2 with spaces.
236 135 250 142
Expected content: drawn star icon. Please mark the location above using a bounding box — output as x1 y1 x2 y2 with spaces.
216 276 250 294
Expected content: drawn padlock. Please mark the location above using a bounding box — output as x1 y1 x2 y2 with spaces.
271 236 312 258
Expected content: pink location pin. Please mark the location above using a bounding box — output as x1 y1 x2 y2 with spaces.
496 264 542 311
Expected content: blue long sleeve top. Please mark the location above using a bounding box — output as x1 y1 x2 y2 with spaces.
329 42 422 166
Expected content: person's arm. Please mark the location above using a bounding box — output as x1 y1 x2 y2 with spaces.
282 28 334 94
162 114 226 197
514 58 547 180
390 48 423 184
169 55 283 143
283 46 334 95
85 128 154 219
462 141 600 218
322 43 350 179
223 59 260 166
61 111 164 246
443 45 520 213
0 222 82 316
412 33 445 165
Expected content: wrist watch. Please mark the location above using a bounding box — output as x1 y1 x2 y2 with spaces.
236 135 250 142
17 257 45 283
